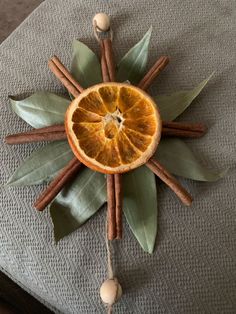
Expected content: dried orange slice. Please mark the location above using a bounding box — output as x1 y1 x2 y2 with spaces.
65 83 162 174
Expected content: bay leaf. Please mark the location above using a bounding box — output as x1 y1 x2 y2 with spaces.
50 168 106 242
10 92 70 128
116 27 152 84
71 40 102 88
7 141 73 186
123 166 158 253
155 74 213 121
155 138 226 181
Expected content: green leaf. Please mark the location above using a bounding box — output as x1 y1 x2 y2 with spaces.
155 74 213 121
7 141 73 186
71 40 102 88
10 92 70 128
50 168 106 242
155 138 227 181
116 27 152 84
123 166 157 253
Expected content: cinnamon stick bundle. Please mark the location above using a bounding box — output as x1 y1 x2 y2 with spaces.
5 121 207 145
138 56 169 90
48 56 83 97
100 36 122 240
34 157 82 211
100 39 110 82
106 174 123 240
100 38 115 82
5 125 66 144
146 158 192 206
32 58 87 211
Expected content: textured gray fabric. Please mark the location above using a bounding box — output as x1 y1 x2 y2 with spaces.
0 0 236 313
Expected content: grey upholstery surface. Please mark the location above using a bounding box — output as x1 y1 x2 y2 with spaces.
0 0 235 313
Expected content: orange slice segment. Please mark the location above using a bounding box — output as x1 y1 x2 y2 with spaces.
65 82 162 174
118 86 142 112
123 116 157 136
72 122 103 139
78 130 105 159
96 139 121 167
98 86 118 113
116 131 140 164
72 107 102 123
123 99 154 119
123 128 152 152
79 91 107 116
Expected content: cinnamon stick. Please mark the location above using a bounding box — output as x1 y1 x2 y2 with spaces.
114 174 122 239
22 124 65 134
34 157 82 211
138 56 169 90
100 40 110 82
162 121 207 133
146 158 192 206
162 128 205 138
100 39 115 82
48 56 83 97
162 121 207 138
107 174 116 240
103 39 116 81
5 125 66 144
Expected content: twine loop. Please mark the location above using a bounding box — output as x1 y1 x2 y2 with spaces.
93 20 113 42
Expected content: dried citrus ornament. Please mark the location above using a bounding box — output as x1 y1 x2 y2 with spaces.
5 11 223 314
65 82 162 174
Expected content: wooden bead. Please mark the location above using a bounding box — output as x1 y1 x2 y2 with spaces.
93 13 110 32
100 278 122 305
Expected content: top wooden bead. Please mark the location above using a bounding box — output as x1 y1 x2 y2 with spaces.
93 13 110 32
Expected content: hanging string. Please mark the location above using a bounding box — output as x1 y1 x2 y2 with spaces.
94 15 119 313
105 219 114 279
107 305 113 314
93 20 113 42
105 219 114 313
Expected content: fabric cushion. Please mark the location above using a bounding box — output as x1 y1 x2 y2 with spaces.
0 0 235 313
